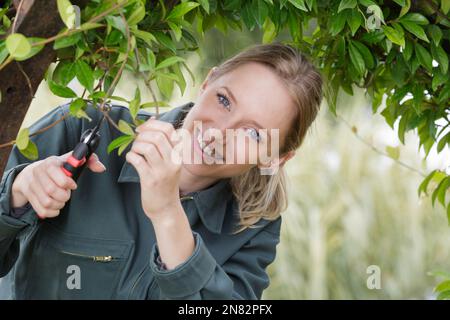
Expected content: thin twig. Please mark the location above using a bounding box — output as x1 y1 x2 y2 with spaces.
98 12 132 133
16 61 33 99
145 77 160 116
337 113 427 178
0 112 71 149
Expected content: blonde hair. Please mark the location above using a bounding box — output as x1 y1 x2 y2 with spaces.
206 43 323 233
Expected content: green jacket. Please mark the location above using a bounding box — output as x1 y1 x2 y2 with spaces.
0 102 281 300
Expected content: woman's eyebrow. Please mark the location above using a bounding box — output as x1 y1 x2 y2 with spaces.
220 86 238 104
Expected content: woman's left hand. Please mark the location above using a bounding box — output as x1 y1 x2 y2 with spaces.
125 117 182 222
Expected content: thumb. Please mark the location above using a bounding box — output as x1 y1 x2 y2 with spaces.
86 153 106 173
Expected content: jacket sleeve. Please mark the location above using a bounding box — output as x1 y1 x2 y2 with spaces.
149 217 282 300
0 103 78 277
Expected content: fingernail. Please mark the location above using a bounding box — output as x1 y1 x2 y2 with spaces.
97 161 106 171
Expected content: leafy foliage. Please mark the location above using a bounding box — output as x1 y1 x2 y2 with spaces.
0 0 449 297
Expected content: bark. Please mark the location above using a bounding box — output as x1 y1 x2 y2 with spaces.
0 0 88 175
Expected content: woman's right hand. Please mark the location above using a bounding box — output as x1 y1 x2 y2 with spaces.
10 151 106 219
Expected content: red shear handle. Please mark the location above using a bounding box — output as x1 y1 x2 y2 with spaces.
62 155 87 177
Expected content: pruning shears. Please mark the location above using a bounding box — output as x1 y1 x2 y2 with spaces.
61 115 105 181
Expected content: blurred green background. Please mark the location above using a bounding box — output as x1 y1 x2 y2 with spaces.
21 27 450 300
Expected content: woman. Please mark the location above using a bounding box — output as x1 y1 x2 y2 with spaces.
0 43 322 299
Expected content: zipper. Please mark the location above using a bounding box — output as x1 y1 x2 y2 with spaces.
60 250 117 262
180 195 194 201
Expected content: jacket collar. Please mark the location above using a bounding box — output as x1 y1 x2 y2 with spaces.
117 102 232 234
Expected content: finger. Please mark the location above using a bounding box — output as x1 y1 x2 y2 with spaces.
86 153 107 173
131 142 162 168
47 161 77 190
30 174 65 211
136 118 179 146
36 169 71 203
125 151 150 179
27 191 60 219
134 131 173 161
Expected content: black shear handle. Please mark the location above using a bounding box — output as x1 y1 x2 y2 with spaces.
61 128 100 181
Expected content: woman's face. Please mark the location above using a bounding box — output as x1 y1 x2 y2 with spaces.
180 62 297 179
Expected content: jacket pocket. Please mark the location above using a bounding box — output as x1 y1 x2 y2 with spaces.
19 223 133 299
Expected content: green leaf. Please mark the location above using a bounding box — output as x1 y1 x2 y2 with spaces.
418 169 438 196
14 37 45 61
262 17 277 43
53 32 81 49
348 41 365 75
348 10 363 36
167 21 182 42
338 0 356 12
437 290 450 300
75 60 94 93
6 33 31 59
156 73 174 99
107 135 134 155
253 0 269 27
118 138 133 156
48 80 77 98
118 119 135 136
400 21 429 42
19 140 38 161
352 41 374 69
69 98 91 120
288 0 308 11
442 0 450 14
16 128 29 150
437 132 450 152
57 0 76 29
400 13 429 25
0 41 8 65
429 25 443 46
330 11 347 36
53 61 76 86
431 44 448 74
133 29 156 47
106 15 127 35
129 87 141 120
156 56 185 70
197 0 210 13
154 31 176 53
127 2 145 26
385 145 400 160
403 38 413 60
399 0 411 18
436 177 450 207
171 62 186 95
382 25 405 47
414 42 433 72
166 2 200 21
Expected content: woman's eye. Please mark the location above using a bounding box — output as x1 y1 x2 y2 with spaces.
246 128 261 142
217 93 231 111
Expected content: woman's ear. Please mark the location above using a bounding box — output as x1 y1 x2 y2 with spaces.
200 66 218 92
257 150 296 175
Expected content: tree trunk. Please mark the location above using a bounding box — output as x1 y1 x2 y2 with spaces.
0 0 88 175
